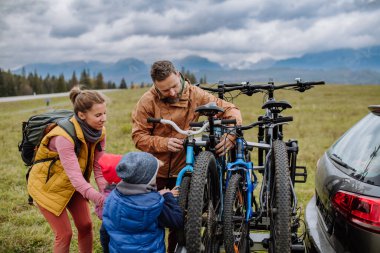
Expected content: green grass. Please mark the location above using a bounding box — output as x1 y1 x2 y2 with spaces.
0 85 379 251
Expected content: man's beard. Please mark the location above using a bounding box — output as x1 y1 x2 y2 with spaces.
161 96 180 104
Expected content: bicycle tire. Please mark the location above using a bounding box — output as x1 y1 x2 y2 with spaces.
176 174 191 246
223 173 250 253
186 151 220 253
269 140 292 253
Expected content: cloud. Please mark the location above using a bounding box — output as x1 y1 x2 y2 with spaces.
0 0 380 70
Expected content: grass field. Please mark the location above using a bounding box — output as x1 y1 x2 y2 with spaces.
0 84 379 252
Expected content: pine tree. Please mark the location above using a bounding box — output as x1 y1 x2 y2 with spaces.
180 67 198 84
19 77 33 95
0 70 5 97
80 69 92 88
28 71 43 94
50 75 58 93
120 78 127 89
56 74 66 92
43 74 52 93
95 72 105 90
5 71 17 96
199 75 207 84
68 71 78 90
184 70 197 84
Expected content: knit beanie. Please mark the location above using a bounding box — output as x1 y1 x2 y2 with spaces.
116 152 159 184
98 153 123 184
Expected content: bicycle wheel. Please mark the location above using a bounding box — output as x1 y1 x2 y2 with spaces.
186 151 220 253
269 140 292 253
176 174 191 246
223 173 250 253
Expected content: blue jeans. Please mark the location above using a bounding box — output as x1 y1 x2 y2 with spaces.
99 223 110 253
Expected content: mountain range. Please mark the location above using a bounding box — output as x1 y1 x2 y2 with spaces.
11 46 380 85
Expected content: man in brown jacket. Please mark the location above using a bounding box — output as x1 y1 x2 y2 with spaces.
131 60 242 253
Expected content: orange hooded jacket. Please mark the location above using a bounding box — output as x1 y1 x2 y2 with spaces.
132 82 242 179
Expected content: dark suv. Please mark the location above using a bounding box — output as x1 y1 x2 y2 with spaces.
305 105 380 253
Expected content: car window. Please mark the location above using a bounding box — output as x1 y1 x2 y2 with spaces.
328 113 380 186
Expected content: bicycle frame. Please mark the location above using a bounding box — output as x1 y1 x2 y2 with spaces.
226 136 256 221
175 137 201 187
150 118 209 187
199 79 324 252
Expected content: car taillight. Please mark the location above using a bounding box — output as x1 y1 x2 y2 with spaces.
332 190 380 232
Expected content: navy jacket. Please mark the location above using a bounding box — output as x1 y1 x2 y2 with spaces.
103 189 183 253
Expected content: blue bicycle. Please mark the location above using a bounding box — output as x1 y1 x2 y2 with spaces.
222 117 295 253
148 102 235 252
147 116 208 247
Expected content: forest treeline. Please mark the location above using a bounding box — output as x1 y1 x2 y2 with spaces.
0 67 204 97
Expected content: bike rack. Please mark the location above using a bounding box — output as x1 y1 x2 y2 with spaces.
248 232 306 252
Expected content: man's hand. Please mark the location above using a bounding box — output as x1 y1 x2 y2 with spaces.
168 138 184 152
215 134 236 156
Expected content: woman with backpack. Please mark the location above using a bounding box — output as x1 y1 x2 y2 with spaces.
27 86 108 253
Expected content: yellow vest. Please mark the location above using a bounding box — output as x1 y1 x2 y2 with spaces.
27 117 105 216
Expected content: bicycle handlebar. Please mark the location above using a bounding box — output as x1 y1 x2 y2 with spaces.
220 119 237 125
201 84 252 93
148 117 237 136
239 116 293 131
275 80 325 92
147 117 161 123
147 117 210 136
189 121 204 127
189 118 236 128
274 116 293 123
200 80 325 94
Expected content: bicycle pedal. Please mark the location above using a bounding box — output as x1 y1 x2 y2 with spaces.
249 237 254 247
261 238 269 249
295 165 307 183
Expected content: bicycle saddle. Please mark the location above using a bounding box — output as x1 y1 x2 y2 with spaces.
195 102 224 116
262 100 292 113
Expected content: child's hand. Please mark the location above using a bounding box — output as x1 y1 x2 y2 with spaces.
170 186 179 197
159 188 171 195
159 186 179 197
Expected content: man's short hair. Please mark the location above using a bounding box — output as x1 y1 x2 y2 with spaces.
150 60 177 82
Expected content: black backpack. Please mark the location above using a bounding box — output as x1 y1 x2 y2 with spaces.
18 109 82 204
18 109 82 166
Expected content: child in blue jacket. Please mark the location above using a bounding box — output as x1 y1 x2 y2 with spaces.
102 152 183 253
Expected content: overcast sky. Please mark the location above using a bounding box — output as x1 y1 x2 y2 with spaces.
1 0 380 70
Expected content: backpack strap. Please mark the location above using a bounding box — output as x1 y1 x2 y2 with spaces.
27 118 82 205
57 118 82 157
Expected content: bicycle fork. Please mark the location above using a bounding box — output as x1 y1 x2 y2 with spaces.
226 137 257 221
175 140 196 187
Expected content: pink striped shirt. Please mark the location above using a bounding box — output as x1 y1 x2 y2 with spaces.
48 135 107 206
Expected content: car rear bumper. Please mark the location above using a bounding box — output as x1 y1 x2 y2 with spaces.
304 195 335 253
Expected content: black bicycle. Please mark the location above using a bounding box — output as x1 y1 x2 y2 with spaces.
200 79 325 253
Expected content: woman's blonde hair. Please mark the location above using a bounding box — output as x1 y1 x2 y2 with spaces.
69 85 106 114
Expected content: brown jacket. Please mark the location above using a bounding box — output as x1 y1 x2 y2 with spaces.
132 82 242 178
